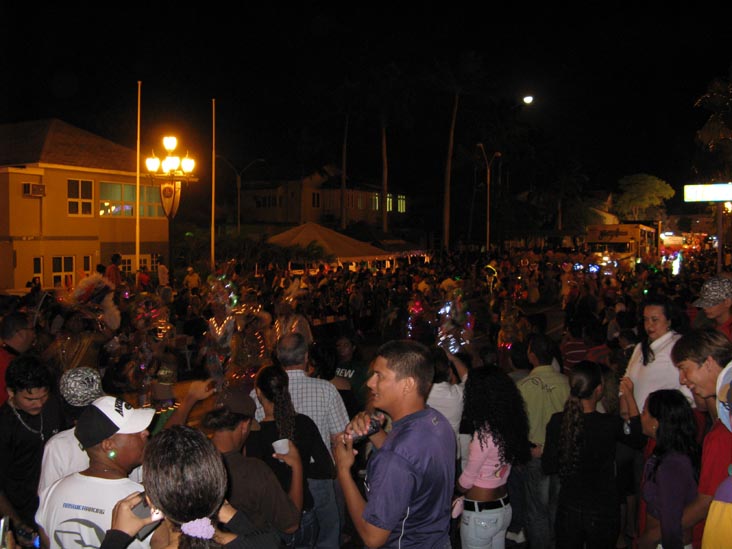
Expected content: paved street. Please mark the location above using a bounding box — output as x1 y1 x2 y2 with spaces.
521 300 566 340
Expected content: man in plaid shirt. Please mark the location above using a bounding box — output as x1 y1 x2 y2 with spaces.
253 333 350 548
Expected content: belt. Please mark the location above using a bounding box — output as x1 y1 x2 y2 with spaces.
463 496 510 512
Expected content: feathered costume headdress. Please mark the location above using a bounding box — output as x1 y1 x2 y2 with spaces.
70 273 121 331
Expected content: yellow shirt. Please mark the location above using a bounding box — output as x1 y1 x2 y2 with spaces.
703 476 732 549
517 365 570 445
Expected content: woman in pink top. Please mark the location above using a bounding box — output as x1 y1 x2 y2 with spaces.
456 367 532 549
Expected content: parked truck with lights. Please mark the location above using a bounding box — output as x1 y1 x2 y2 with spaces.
584 223 658 271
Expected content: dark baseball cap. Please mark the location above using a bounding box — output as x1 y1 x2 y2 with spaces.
216 385 260 430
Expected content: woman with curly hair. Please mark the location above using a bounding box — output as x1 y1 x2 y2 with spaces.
246 365 333 548
456 366 531 549
542 361 645 549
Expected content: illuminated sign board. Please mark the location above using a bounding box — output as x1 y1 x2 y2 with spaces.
684 183 732 202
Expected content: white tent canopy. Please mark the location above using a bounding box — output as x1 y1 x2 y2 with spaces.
267 222 393 262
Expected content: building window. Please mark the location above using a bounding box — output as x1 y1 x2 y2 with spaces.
398 194 406 213
387 193 393 212
312 192 320 208
371 193 379 211
52 256 75 288
99 182 164 217
32 257 43 286
120 257 133 275
256 195 278 208
81 255 93 278
120 255 151 276
68 179 93 216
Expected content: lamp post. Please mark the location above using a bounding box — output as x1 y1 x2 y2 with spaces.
477 144 502 254
145 136 196 278
216 156 266 235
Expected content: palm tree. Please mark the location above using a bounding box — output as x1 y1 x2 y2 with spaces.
425 51 492 251
695 75 732 180
365 63 410 234
331 76 360 229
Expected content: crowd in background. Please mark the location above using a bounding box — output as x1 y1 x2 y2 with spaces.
3 245 732 548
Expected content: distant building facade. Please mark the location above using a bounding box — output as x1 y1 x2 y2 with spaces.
0 119 167 291
240 166 408 228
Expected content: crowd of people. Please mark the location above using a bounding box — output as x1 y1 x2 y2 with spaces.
3 245 732 548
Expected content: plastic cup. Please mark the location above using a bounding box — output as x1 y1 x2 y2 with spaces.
272 438 290 455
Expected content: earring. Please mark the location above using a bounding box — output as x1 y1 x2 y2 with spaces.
108 450 117 459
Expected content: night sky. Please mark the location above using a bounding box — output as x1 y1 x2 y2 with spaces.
3 4 732 228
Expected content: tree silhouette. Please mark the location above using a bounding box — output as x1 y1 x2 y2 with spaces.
614 173 675 220
424 51 492 251
695 75 732 180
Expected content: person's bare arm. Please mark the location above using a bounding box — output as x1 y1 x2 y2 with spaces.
637 510 661 549
163 379 215 428
619 377 640 418
333 434 390 548
446 351 469 381
639 492 713 549
681 493 712 531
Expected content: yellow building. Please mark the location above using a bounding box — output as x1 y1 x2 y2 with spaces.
0 119 168 291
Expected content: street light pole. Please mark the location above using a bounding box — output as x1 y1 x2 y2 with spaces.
216 156 266 236
477 144 501 254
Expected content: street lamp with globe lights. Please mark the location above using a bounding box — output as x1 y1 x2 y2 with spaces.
145 136 196 279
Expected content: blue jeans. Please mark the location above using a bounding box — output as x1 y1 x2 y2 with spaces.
460 504 512 549
282 508 318 549
307 478 340 549
523 457 560 549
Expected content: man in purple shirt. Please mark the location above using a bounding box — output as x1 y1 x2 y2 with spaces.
334 340 455 548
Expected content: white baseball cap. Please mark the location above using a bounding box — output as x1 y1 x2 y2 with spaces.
75 396 155 449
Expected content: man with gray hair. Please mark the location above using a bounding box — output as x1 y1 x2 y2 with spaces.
252 332 349 549
694 275 732 340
